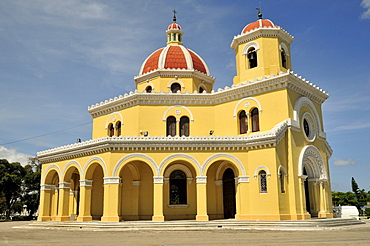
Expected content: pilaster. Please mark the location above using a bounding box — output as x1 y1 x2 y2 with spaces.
195 176 208 221
152 176 165 222
37 184 54 221
235 176 250 220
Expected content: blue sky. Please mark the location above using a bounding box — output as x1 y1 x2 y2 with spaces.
0 0 369 192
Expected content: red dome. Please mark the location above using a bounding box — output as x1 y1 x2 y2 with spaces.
242 19 278 33
168 23 181 30
139 45 209 76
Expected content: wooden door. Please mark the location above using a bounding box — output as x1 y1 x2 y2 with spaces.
223 168 236 219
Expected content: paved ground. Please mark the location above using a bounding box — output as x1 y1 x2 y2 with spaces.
1 220 370 245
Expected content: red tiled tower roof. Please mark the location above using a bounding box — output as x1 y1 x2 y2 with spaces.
242 19 278 33
168 23 181 30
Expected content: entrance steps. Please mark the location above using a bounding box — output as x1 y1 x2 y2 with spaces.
19 218 366 231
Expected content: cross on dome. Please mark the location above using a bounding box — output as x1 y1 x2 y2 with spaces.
173 9 177 23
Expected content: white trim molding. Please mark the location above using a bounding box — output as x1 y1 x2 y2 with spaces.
80 180 93 187
153 176 164 184
254 166 271 179
103 177 121 184
196 176 207 184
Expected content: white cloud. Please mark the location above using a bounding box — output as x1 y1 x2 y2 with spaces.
0 146 33 166
333 158 357 166
328 121 370 132
361 0 370 19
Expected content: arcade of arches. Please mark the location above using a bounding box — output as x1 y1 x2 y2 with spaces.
37 13 333 222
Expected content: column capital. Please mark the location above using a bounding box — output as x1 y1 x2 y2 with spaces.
80 179 93 187
132 180 141 187
298 175 308 180
59 182 71 189
153 176 164 184
103 177 121 184
40 184 55 191
196 176 207 184
214 180 223 186
237 176 250 183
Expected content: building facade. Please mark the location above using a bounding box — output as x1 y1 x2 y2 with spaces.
37 14 333 222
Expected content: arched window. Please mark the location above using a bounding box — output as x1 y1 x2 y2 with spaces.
239 110 248 134
180 116 189 137
247 47 257 69
199 87 205 93
170 170 187 204
281 49 287 69
251 108 260 132
259 170 267 193
108 123 114 137
171 83 181 93
166 116 177 137
279 170 285 193
145 86 152 93
115 121 121 137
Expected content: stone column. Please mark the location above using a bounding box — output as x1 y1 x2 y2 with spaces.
235 176 250 220
196 176 209 221
298 175 310 219
77 180 93 222
318 180 327 218
37 184 54 221
152 176 164 222
56 182 71 221
101 177 122 222
51 187 59 220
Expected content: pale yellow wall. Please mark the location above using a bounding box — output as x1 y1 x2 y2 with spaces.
137 76 209 94
93 88 292 139
234 37 291 85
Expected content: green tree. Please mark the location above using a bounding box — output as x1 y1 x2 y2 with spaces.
332 191 358 206
351 177 359 197
0 159 26 220
22 157 41 218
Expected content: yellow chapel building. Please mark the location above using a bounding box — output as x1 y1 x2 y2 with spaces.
37 12 334 222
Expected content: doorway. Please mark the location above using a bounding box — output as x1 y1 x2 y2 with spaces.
222 168 236 219
303 167 311 214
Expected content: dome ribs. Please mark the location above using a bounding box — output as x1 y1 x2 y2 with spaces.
188 49 207 74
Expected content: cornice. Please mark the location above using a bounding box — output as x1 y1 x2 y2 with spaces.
134 68 216 84
37 118 331 164
37 120 293 164
230 27 294 51
88 71 329 118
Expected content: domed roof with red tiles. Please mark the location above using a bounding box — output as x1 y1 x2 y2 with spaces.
139 45 209 76
168 22 181 30
242 19 278 33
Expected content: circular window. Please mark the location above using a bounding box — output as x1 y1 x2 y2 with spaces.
301 112 316 142
303 119 310 137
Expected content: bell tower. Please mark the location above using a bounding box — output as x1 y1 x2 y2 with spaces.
231 10 294 85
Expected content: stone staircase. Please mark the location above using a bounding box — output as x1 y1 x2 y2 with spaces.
18 218 366 231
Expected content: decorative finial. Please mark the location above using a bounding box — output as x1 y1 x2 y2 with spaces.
173 9 177 23
256 8 262 19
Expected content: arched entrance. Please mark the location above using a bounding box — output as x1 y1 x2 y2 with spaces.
163 162 197 220
303 167 311 214
87 164 104 220
222 168 236 219
70 172 80 217
119 161 154 220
